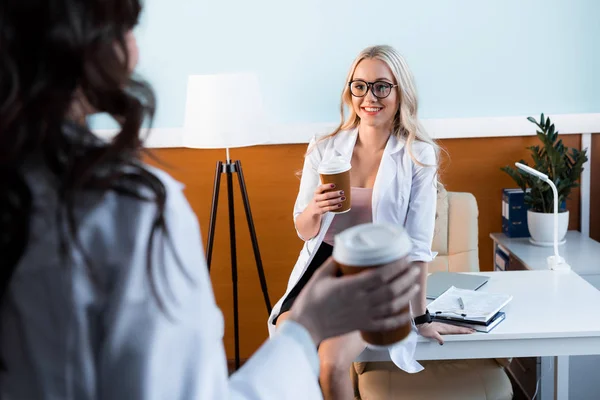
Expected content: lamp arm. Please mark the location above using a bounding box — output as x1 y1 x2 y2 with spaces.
544 177 560 260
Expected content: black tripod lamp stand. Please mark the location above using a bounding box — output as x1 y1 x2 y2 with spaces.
183 73 272 371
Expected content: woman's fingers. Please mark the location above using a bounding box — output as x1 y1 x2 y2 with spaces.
366 267 420 304
370 284 420 319
316 190 345 202
348 262 416 293
314 193 346 213
314 184 339 194
365 311 413 332
339 265 420 321
449 326 475 334
316 196 345 207
435 322 475 335
313 185 346 214
321 204 342 212
430 330 444 345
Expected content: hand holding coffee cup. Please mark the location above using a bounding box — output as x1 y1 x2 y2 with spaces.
307 183 347 216
333 223 416 348
288 251 420 347
317 158 351 213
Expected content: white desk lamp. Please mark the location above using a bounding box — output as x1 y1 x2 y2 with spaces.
514 162 571 271
183 73 272 370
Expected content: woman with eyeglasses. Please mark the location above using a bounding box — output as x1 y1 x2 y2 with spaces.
270 45 473 399
0 2 423 399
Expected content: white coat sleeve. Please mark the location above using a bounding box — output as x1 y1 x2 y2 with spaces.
404 143 438 263
98 171 322 400
293 136 324 240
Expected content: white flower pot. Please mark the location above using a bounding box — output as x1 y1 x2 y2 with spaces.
527 210 569 246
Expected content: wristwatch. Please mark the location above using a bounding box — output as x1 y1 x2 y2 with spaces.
414 309 433 325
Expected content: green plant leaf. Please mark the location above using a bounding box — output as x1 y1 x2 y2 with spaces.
510 114 585 212
500 165 528 193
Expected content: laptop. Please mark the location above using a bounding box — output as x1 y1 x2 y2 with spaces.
426 272 489 299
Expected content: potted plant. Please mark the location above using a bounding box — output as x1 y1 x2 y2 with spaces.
501 114 588 245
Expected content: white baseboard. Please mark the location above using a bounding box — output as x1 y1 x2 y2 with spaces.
94 113 600 149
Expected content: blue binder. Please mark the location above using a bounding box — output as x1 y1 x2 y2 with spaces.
502 189 530 238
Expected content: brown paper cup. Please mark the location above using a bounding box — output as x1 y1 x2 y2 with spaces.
319 170 351 213
337 260 411 346
333 223 414 347
318 158 351 214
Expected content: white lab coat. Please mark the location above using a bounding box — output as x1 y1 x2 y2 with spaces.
268 129 437 372
0 160 321 399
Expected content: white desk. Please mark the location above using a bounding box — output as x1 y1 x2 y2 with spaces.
490 231 600 400
356 270 600 400
491 231 600 285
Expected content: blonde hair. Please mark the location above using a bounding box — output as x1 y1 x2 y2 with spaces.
315 45 440 167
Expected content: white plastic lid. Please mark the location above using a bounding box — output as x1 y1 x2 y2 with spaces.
333 223 413 266
317 157 351 175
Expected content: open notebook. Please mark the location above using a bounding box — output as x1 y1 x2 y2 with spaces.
427 286 512 324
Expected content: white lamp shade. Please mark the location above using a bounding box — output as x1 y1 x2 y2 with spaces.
182 73 270 149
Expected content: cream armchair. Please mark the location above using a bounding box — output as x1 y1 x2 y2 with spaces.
351 189 513 400
429 190 479 273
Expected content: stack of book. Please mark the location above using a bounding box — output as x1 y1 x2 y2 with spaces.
427 286 512 333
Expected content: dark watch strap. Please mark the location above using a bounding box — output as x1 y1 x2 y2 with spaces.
414 309 432 325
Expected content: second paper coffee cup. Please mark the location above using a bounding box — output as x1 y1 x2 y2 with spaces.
333 223 414 347
318 158 351 213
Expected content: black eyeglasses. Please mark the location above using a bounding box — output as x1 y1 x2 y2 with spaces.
348 80 398 99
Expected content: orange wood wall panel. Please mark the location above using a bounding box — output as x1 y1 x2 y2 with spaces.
591 134 600 242
144 147 306 360
143 134 581 360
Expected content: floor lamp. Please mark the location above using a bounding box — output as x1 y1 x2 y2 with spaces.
183 73 273 370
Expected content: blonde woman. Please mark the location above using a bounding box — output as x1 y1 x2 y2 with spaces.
269 45 473 399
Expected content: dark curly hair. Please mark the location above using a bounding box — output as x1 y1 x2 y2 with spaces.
0 0 174 335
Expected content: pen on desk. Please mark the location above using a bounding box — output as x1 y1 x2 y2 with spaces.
458 297 465 310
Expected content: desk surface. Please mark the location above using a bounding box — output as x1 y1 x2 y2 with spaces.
490 231 600 275
357 270 600 362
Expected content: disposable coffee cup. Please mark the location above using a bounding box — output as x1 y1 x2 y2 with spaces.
333 223 414 348
318 158 351 213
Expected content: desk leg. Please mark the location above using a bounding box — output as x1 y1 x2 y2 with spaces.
542 356 570 400
554 356 569 400
540 357 554 400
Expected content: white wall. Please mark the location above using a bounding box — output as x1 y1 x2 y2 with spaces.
91 0 600 136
